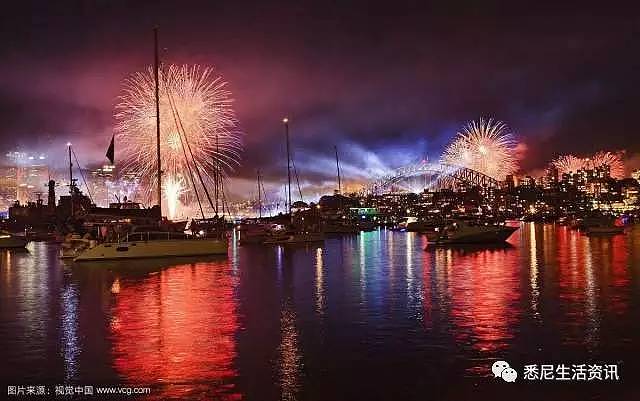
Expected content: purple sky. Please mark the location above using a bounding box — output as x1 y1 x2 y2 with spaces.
1 1 639 197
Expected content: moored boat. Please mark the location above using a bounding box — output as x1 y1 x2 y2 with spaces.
263 230 324 245
426 220 518 245
59 234 93 259
0 231 29 249
74 232 227 261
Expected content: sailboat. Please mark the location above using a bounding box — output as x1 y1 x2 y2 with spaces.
321 145 359 234
74 28 227 261
263 118 324 245
238 170 274 245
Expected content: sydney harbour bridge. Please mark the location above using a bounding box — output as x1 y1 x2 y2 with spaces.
365 160 500 194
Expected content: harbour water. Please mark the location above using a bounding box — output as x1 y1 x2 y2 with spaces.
1 223 639 400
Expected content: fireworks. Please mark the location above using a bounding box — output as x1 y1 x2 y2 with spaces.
552 151 625 178
441 118 519 180
552 155 586 174
115 64 242 218
590 151 625 178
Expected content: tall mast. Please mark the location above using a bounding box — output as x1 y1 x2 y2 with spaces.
283 117 292 216
334 145 342 195
68 142 73 216
257 170 262 219
68 143 73 194
153 27 162 217
214 134 220 216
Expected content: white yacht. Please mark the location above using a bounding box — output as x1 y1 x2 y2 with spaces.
428 220 518 245
74 232 227 261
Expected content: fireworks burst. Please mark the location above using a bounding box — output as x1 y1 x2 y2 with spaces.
441 118 519 180
115 64 242 218
163 174 186 220
552 151 625 178
589 151 625 178
552 154 586 174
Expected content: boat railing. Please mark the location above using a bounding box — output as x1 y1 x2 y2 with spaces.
123 231 197 242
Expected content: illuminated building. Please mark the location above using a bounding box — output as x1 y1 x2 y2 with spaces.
503 175 515 191
5 151 49 205
88 164 116 207
521 176 536 188
0 164 18 212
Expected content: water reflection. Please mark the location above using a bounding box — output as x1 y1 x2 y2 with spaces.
108 260 240 400
315 247 325 316
438 244 520 354
1 225 640 400
278 304 302 401
60 280 79 381
529 223 540 319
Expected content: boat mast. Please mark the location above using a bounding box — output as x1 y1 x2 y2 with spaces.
68 143 73 194
257 170 262 219
153 27 162 217
214 134 220 216
283 117 292 217
68 142 73 216
334 145 342 195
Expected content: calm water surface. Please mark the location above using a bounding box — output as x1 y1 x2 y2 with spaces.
1 224 640 400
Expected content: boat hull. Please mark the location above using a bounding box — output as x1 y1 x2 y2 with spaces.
74 238 228 261
0 237 29 248
431 226 518 245
264 233 324 245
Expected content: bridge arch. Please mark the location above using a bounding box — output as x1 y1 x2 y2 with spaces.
366 161 500 194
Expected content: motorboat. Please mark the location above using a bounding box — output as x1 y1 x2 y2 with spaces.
0 231 29 249
74 232 227 261
427 220 518 245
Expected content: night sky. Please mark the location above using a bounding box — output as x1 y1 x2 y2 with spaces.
1 1 639 196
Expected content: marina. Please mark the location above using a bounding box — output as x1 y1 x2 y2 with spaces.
1 223 639 400
1 2 640 400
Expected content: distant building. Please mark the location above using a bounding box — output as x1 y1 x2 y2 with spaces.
503 175 515 191
0 165 18 211
521 176 536 188
88 164 116 207
5 151 49 205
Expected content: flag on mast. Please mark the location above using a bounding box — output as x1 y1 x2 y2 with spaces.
106 135 115 164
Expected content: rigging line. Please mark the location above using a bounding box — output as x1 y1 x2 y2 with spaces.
290 155 304 203
170 93 217 212
257 170 262 219
70 147 94 204
219 175 231 219
167 91 205 219
260 178 271 217
214 134 220 216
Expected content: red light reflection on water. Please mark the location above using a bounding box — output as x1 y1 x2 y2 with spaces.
597 233 630 316
109 261 240 400
427 244 520 355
